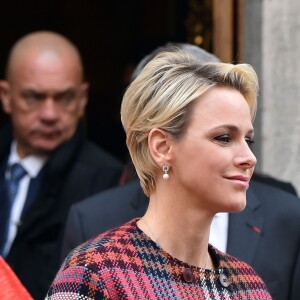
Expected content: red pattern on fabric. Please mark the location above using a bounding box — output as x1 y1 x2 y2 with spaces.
46 219 272 299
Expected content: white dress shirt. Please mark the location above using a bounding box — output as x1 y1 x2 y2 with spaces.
209 212 229 253
3 141 48 256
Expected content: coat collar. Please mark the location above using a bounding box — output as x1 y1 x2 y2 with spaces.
0 122 85 178
6 123 86 238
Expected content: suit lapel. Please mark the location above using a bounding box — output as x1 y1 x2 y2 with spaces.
13 128 83 239
226 183 265 265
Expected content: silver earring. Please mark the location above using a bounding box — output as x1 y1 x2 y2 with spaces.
163 164 169 180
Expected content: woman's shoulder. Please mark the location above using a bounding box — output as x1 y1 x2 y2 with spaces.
46 221 140 300
63 219 139 270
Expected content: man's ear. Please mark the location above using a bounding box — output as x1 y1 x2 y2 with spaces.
78 81 89 117
148 128 172 167
0 80 12 114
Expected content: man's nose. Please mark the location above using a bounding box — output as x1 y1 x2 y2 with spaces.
39 98 59 121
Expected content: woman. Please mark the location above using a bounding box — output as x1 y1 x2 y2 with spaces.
46 50 271 299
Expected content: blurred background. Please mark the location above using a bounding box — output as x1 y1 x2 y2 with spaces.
0 0 242 162
1 0 300 193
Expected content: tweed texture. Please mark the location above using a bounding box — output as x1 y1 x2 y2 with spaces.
46 219 272 299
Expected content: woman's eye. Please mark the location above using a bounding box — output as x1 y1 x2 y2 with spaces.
246 137 255 147
215 135 230 143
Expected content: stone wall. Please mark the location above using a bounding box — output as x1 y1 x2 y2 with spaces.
244 0 300 193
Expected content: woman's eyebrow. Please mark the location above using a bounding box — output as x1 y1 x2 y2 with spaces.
210 124 254 135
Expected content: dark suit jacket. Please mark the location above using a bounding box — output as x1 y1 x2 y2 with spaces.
61 178 300 300
0 124 123 299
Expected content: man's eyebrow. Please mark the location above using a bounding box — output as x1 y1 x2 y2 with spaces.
21 88 75 96
55 88 76 97
21 89 46 97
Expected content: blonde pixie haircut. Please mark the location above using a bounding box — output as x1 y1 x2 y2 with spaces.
121 50 258 196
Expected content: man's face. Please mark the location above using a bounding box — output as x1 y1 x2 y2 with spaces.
0 53 88 158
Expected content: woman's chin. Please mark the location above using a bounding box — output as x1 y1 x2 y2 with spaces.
225 198 247 213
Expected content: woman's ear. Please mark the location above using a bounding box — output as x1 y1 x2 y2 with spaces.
148 128 171 166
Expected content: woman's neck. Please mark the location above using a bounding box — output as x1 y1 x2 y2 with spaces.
138 197 215 269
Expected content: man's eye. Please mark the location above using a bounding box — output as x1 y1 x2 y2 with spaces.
23 95 42 107
24 92 43 102
246 137 255 147
62 94 74 103
215 135 230 143
56 92 75 105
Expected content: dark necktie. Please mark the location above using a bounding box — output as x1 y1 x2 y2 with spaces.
0 163 27 256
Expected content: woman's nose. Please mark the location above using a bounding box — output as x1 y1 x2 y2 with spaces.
234 143 257 169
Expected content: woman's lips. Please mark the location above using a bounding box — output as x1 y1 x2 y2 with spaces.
225 175 250 188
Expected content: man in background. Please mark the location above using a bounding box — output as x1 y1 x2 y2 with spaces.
0 31 123 299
